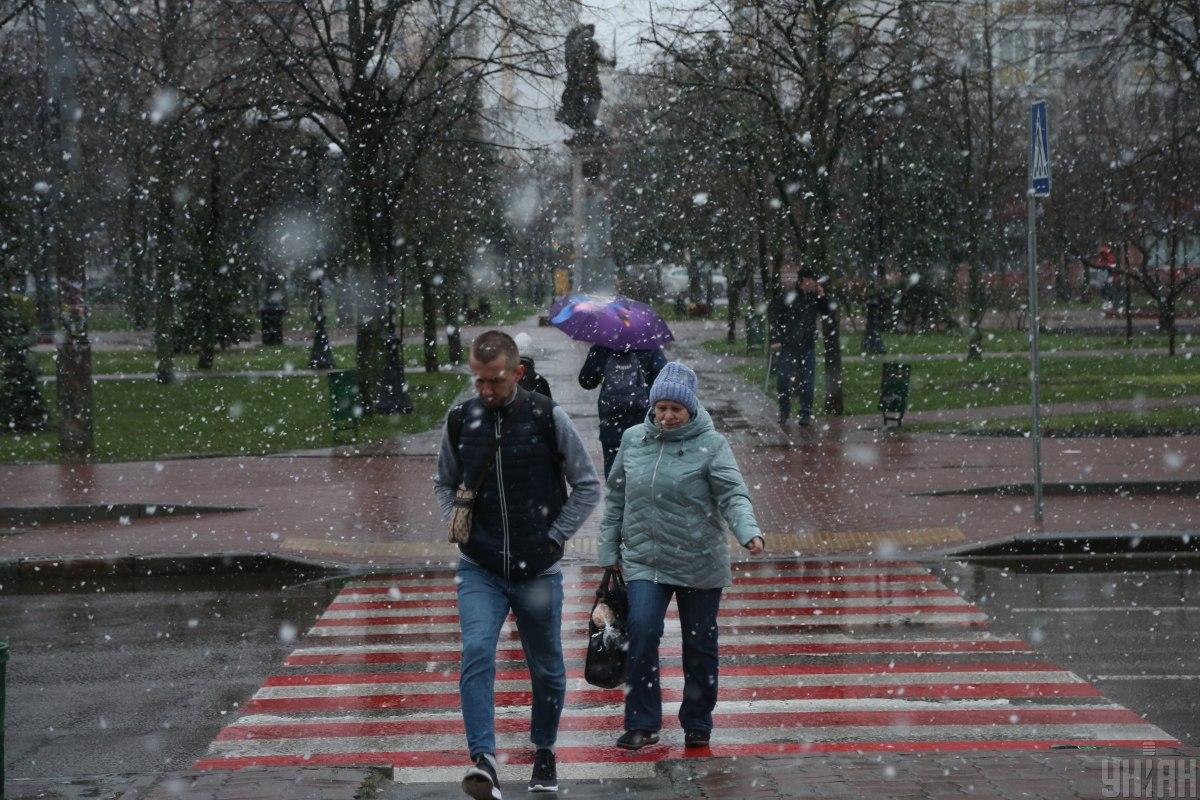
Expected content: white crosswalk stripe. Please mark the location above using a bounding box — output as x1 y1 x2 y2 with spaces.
196 560 1179 782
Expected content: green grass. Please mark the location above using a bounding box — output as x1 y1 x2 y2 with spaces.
31 343 457 376
88 305 141 332
653 301 721 322
732 352 1200 416
0 372 464 463
479 299 539 325
704 329 1188 359
905 406 1200 435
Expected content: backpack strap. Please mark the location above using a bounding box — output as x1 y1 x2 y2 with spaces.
529 390 568 501
529 390 560 459
447 402 466 449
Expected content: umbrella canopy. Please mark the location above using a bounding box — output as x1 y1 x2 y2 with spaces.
548 294 674 351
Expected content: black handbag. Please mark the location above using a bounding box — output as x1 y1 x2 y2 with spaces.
584 567 629 689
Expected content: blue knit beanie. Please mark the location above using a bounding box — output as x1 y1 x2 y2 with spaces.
648 361 699 417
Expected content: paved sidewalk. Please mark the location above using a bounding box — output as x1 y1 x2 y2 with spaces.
3 316 1199 569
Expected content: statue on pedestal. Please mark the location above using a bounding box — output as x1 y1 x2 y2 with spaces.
556 24 614 133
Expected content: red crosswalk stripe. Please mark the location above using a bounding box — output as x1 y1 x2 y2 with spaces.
197 561 1179 779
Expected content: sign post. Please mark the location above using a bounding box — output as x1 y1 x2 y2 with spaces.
1028 100 1050 523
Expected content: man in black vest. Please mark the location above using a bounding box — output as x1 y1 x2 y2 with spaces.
435 330 601 800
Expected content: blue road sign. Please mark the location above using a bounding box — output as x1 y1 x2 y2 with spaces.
1030 100 1050 197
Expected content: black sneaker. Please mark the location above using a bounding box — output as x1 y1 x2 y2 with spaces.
463 754 502 800
528 748 557 792
616 729 660 750
684 729 711 748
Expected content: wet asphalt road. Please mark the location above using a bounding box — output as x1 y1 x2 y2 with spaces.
936 558 1200 747
0 572 340 779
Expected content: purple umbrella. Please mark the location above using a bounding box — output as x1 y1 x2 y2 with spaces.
548 294 674 351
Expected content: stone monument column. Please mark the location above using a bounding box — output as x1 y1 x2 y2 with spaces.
557 24 616 294
568 131 615 293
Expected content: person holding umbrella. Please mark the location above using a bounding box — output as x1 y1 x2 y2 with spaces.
547 295 672 477
578 344 666 477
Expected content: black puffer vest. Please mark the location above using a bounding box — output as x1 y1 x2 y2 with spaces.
451 387 565 580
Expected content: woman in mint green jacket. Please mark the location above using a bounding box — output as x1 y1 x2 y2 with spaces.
597 361 765 751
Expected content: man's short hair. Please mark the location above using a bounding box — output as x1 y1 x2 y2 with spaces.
470 330 520 369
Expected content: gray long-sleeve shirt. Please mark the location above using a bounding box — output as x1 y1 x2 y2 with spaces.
434 396 601 565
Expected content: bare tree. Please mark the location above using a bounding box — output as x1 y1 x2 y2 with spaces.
1114 0 1200 95
223 0 562 409
78 0 249 382
646 0 929 412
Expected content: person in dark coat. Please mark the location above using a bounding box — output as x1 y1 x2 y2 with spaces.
518 355 553 399
769 269 831 426
577 344 667 477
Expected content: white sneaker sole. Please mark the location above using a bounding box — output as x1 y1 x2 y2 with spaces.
528 781 558 793
462 768 502 800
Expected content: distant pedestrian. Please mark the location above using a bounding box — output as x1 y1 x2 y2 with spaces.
577 344 667 477
596 361 765 751
769 268 831 426
518 355 553 399
435 330 601 799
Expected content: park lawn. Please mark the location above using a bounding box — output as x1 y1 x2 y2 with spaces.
905 405 1200 435
734 352 1200 416
483 299 542 325
0 372 464 464
30 343 457 376
704 328 1184 359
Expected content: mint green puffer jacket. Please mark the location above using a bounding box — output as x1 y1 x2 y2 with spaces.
597 405 763 589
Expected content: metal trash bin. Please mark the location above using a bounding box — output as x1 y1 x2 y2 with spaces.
328 369 361 444
745 311 766 353
880 362 911 428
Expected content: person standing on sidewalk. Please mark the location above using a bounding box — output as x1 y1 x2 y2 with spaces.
577 343 667 477
435 330 601 800
596 361 765 750
769 268 831 427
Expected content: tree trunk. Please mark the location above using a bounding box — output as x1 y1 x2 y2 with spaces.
1054 249 1070 302
967 265 985 362
420 262 439 374
822 304 843 415
46 0 93 455
726 271 743 344
810 175 844 416
442 268 464 365
1163 298 1176 357
197 142 221 370
348 145 388 412
152 131 178 383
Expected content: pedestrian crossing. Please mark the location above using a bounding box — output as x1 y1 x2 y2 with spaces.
195 560 1178 780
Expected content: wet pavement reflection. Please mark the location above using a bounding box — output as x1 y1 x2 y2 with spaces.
935 557 1200 746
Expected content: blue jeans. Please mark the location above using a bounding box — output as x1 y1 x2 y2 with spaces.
776 347 815 419
624 580 722 734
457 558 566 757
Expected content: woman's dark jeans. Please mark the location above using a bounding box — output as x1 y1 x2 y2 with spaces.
624 579 722 734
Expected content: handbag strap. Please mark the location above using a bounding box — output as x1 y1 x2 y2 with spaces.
597 566 624 599
465 397 525 494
